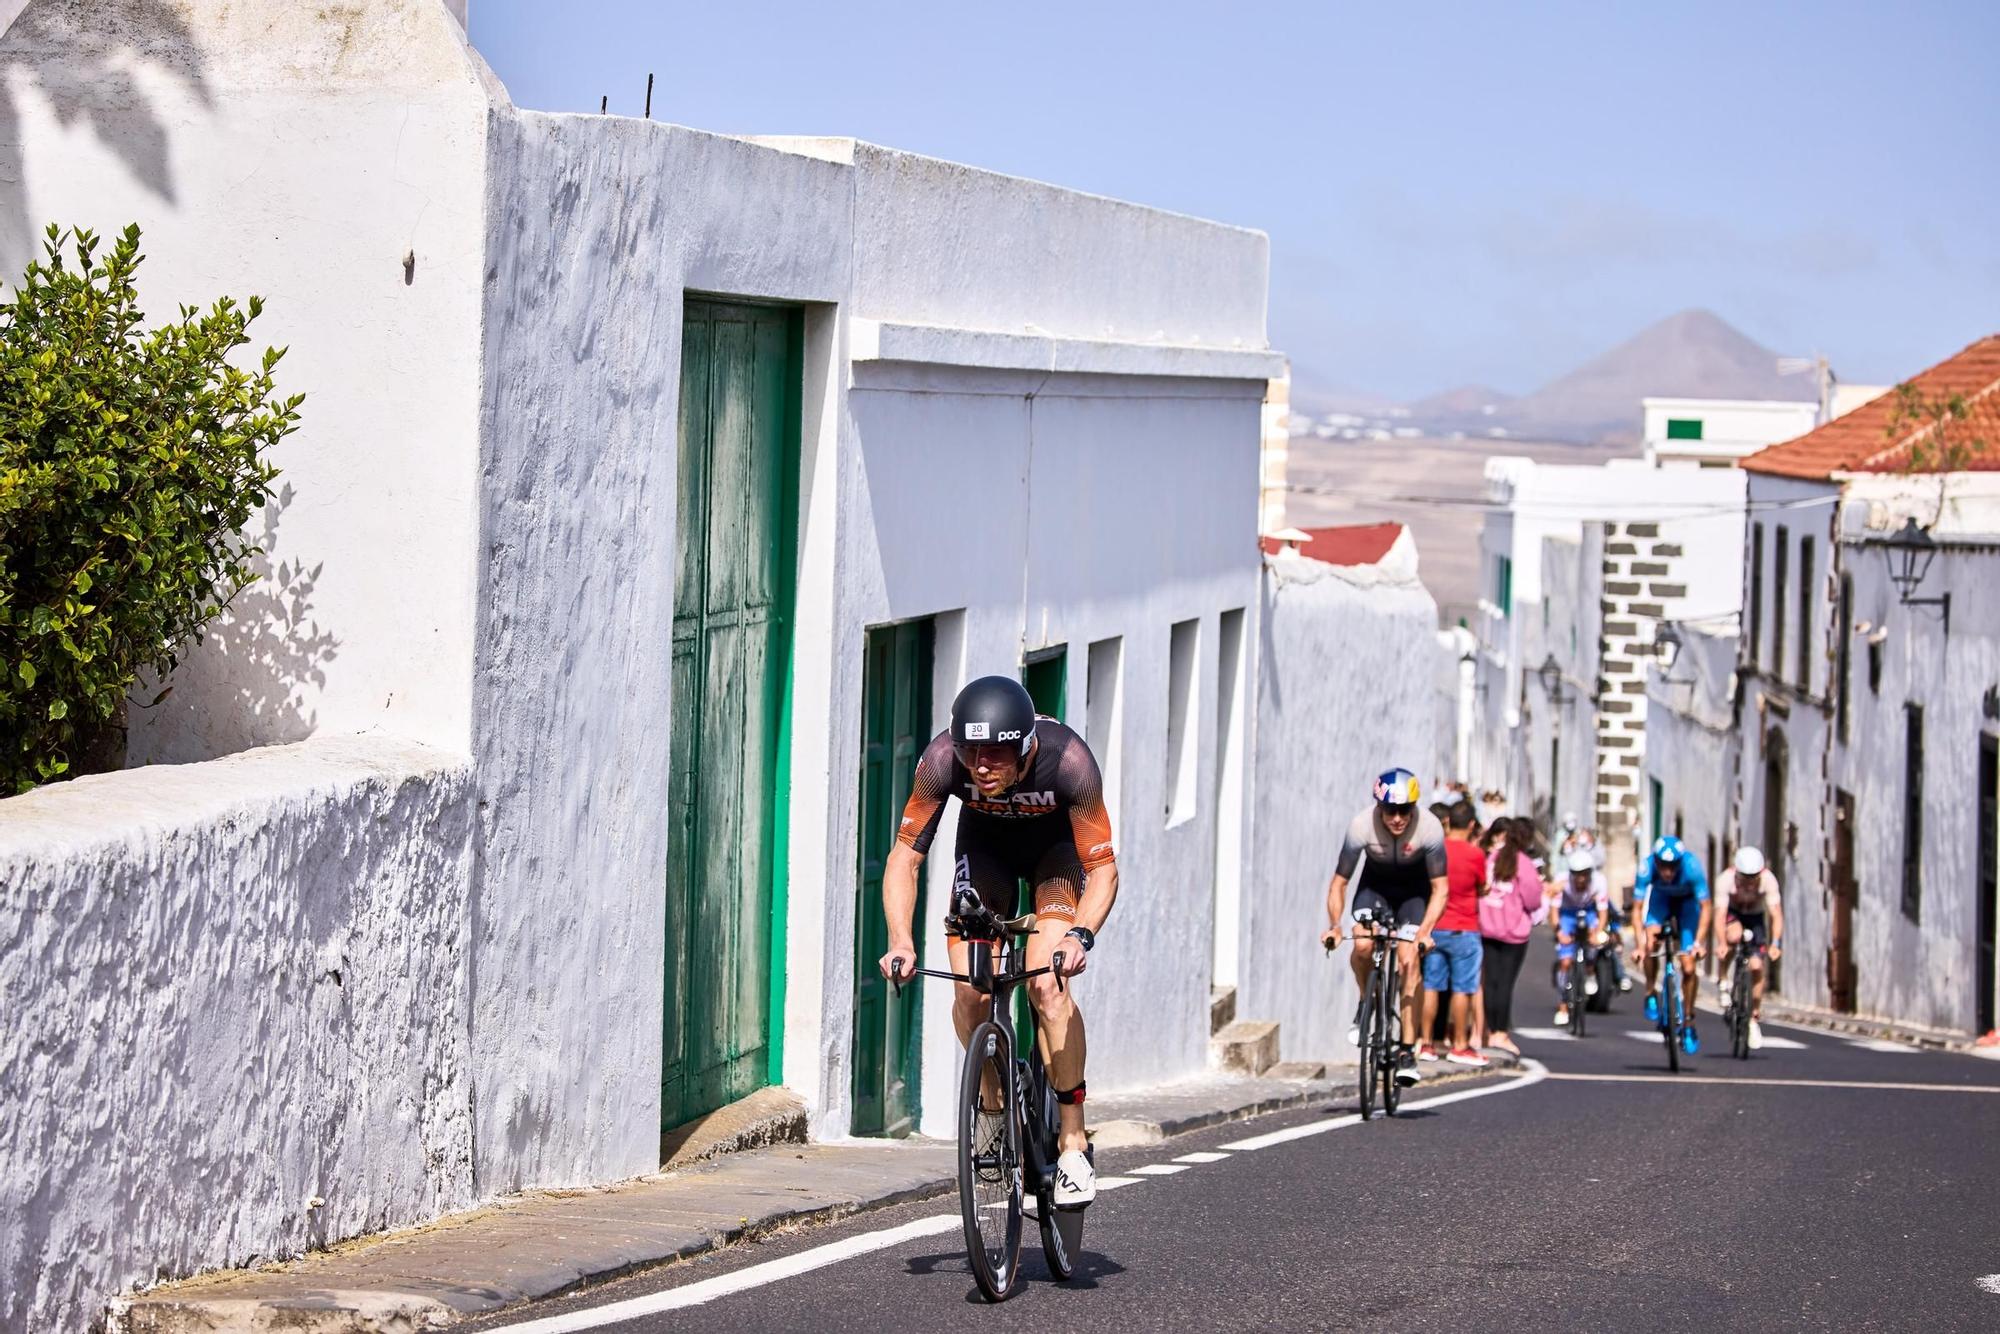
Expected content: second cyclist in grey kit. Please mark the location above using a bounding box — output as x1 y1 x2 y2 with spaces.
1319 769 1451 1085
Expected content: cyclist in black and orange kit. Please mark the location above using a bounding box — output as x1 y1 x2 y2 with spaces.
877 675 1118 1207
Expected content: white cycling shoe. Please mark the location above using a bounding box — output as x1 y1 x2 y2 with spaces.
1749 1018 1764 1051
1052 1149 1096 1207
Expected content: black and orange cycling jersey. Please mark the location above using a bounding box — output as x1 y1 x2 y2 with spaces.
897 718 1115 929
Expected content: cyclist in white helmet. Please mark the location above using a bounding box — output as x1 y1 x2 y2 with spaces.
1716 845 1784 1050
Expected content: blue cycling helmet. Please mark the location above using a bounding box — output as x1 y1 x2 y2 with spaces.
1652 835 1687 866
1374 768 1421 809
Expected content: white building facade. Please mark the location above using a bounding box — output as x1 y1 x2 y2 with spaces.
1723 337 2000 1038
0 2 1292 1324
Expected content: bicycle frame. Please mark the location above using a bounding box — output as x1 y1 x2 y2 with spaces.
1344 909 1421 1117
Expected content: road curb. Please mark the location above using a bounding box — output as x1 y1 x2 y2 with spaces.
1753 1000 1989 1055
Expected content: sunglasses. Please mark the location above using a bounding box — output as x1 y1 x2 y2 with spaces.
955 742 1021 771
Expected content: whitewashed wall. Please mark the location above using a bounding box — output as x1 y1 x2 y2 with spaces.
1643 623 1742 877
0 0 489 762
1826 477 2000 1033
0 739 474 1332
1239 548 1446 1066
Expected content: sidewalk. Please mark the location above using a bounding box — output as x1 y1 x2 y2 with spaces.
108 1060 1512 1331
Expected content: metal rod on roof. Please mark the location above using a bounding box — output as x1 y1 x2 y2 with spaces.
600 94 608 114
645 73 654 119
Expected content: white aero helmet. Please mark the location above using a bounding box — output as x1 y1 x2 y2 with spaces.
1566 849 1597 876
1734 846 1766 877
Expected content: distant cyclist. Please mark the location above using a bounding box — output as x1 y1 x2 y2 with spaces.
878 676 1117 1207
1320 769 1449 1087
1550 848 1609 1028
1715 846 1784 1050
1629 836 1712 1055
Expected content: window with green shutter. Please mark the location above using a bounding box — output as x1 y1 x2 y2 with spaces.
1666 418 1704 440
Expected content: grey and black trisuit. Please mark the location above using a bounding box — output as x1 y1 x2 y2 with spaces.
1336 807 1448 927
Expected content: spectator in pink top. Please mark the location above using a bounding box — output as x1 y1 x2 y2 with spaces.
1475 821 1545 1055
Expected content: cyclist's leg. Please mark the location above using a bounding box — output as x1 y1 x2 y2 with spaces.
1395 892 1426 1044
1349 888 1388 994
1555 907 1579 1002
946 841 1021 1111
1676 900 1702 1015
1719 914 1742 973
1024 844 1088 1154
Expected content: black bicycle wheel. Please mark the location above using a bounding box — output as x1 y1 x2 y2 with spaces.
1732 960 1752 1059
1568 957 1587 1036
958 1022 1022 1301
1590 950 1617 1012
1030 1058 1081 1281
1664 969 1681 1074
1355 988 1377 1121
1380 955 1403 1117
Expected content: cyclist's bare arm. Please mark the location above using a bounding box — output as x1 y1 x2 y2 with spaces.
1769 893 1785 954
879 842 923 977
1074 863 1118 936
1416 873 1449 940
1323 873 1350 946
1693 901 1713 956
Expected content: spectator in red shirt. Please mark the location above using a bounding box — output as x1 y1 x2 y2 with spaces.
1419 801 1489 1067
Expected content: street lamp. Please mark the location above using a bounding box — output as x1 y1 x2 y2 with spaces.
1883 516 1951 633
1537 653 1566 705
1651 621 1684 675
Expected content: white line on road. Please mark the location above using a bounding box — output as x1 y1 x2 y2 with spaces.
1173 1151 1232 1163
1218 1060 1548 1151
488 1213 960 1332
1546 1073 2000 1093
1846 1036 1920 1053
1511 1027 1576 1042
1975 1273 2000 1294
491 1064 1549 1330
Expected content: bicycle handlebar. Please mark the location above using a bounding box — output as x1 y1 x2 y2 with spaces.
888 954 1068 997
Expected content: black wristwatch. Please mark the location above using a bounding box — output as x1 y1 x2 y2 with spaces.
1064 926 1096 952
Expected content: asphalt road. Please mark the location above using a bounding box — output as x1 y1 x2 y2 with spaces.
472 966 2000 1333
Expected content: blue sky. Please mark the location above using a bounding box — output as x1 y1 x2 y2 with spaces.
469 1 2000 402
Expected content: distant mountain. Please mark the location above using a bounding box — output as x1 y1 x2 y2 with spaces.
1494 309 1814 445
1289 310 1816 445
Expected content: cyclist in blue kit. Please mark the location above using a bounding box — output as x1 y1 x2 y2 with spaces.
1629 836 1712 1055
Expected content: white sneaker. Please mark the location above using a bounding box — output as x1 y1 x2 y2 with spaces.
1618 976 1634 993
1585 974 1600 997
1554 1005 1569 1026
1052 1149 1096 1207
1749 1019 1764 1051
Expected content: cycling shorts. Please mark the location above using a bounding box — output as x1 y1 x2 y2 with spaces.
947 822 1080 934
1727 910 1769 948
1557 905 1602 938
1645 893 1703 953
1353 886 1429 931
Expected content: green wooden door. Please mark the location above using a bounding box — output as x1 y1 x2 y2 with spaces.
664 299 801 1132
852 620 933 1137
1016 648 1067 1039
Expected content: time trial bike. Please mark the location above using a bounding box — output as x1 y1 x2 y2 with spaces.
892 888 1084 1301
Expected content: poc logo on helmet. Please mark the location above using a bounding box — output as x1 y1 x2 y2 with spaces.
996 730 1023 742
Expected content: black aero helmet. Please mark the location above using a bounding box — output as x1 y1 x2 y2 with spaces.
951 675 1036 758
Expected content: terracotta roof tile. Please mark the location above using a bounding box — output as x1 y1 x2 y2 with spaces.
1259 521 1405 565
1742 334 2000 479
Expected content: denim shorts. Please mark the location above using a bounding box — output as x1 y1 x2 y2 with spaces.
1422 929 1483 994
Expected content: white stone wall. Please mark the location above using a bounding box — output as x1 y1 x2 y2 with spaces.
1523 528 1604 835
1815 476 2000 1033
1 0 1283 1314
0 0 491 763
1238 549 1446 1066
1643 623 1742 882
0 739 475 1332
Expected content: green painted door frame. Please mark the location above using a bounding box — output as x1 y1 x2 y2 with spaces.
1015 646 1068 1039
663 299 802 1134
852 619 934 1137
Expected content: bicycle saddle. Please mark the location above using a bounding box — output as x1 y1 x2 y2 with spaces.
999 913 1038 935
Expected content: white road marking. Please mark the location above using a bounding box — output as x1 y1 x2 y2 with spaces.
1547 1073 2000 1093
487 1213 960 1331
1512 1026 1576 1042
492 1063 1551 1329
1756 1034 1809 1050
1218 1060 1548 1151
1173 1151 1231 1163
1847 1036 1920 1053
1975 1273 2000 1294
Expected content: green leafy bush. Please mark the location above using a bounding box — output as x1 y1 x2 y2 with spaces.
0 224 302 793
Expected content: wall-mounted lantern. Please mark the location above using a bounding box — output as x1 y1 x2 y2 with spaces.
1652 621 1684 676
1883 516 1951 633
1536 653 1566 706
